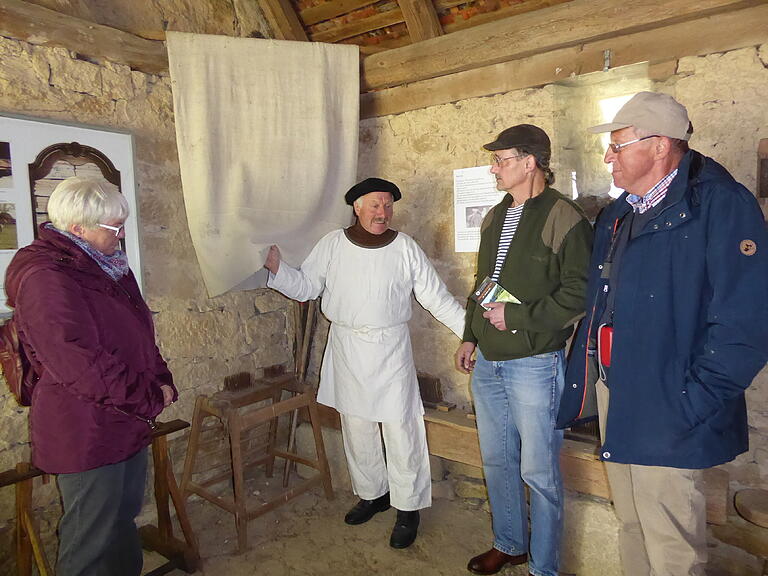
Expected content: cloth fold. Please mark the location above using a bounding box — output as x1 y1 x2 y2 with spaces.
167 32 359 296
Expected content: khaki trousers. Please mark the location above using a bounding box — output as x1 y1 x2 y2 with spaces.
597 379 707 576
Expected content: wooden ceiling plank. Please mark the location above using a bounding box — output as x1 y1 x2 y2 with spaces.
300 0 381 26
441 0 572 34
0 0 168 75
397 0 443 42
361 0 763 90
360 3 768 118
258 0 309 41
433 0 471 11
310 8 404 42
343 35 412 55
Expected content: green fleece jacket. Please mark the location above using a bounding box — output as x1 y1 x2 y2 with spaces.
464 186 593 360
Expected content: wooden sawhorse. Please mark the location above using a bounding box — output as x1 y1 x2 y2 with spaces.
0 462 50 576
140 419 200 575
1 419 199 576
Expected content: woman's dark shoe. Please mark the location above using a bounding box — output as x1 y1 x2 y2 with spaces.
389 509 420 549
467 548 527 575
344 492 390 525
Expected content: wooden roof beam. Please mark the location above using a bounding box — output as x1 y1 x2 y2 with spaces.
258 0 309 41
0 0 168 75
360 2 768 118
361 0 764 91
397 0 443 42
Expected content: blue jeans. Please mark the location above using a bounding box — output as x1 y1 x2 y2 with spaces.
472 349 565 576
56 448 148 576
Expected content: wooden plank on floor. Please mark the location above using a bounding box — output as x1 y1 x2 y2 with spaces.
424 408 484 468
423 409 611 498
361 3 768 117
361 0 761 90
561 439 610 499
703 467 729 525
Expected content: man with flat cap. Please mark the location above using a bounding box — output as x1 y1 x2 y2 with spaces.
265 177 465 549
456 125 592 576
557 92 768 575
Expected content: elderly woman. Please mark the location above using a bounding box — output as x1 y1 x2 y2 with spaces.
5 176 176 576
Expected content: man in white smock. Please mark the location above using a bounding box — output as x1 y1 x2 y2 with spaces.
264 177 465 549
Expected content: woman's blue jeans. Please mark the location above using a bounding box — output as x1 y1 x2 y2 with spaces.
56 448 148 576
471 348 565 576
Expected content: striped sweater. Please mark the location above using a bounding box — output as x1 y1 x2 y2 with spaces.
463 186 593 360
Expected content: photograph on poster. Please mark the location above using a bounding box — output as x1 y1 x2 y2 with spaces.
0 203 18 251
465 205 492 228
0 142 12 189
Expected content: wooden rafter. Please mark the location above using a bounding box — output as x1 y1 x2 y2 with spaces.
397 0 443 42
361 0 764 91
259 0 309 41
0 0 168 74
360 2 768 118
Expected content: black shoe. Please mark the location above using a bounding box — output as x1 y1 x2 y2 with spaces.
344 493 391 525
389 509 420 549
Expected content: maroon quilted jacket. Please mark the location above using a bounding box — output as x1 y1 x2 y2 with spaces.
5 224 176 473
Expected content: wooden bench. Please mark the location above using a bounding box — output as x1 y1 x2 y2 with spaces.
423 407 729 524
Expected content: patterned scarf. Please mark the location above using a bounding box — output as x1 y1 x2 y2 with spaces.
49 224 130 281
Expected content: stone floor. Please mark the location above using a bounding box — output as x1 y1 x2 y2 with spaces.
143 488 531 576
140 473 768 576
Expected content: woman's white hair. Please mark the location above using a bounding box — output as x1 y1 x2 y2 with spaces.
48 176 129 231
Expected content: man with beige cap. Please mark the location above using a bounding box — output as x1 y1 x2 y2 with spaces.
558 92 768 575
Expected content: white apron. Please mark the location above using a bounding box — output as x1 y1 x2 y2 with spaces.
268 229 464 422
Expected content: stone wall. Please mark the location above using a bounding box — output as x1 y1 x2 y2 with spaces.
0 33 294 573
0 12 766 572
359 43 768 493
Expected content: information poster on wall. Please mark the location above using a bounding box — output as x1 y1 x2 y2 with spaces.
453 165 505 252
0 114 140 312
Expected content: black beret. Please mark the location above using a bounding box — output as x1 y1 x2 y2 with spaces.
344 178 401 206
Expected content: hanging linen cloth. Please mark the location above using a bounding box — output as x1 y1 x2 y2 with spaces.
167 32 359 296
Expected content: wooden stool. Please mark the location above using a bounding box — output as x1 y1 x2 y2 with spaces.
735 488 768 528
180 373 334 552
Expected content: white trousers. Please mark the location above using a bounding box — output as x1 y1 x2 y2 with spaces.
340 412 431 511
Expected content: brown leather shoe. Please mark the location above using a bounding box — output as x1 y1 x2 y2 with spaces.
467 548 527 575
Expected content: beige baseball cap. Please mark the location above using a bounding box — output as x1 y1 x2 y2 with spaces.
588 91 693 141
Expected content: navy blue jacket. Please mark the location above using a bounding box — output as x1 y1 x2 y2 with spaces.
557 150 768 468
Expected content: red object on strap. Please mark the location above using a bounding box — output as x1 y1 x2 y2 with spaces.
598 324 614 368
